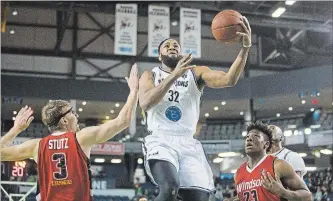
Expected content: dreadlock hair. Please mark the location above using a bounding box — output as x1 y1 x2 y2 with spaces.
246 121 273 152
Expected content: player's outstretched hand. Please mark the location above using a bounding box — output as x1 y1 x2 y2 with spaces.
125 63 139 92
171 53 195 78
13 106 34 132
261 171 284 196
236 16 251 48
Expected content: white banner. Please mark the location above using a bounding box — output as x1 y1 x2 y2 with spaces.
148 5 170 57
114 4 138 56
180 8 201 58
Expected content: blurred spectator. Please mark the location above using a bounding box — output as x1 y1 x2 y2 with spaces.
136 195 148 201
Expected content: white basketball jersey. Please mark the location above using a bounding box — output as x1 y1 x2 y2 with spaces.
146 67 202 136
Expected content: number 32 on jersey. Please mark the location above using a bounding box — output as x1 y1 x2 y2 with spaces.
168 90 179 103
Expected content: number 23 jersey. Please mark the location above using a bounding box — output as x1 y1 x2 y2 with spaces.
37 132 92 201
146 67 202 136
235 155 281 201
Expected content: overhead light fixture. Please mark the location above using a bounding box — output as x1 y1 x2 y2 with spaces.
82 101 87 105
9 29 15 34
78 108 83 112
240 111 244 116
12 9 18 16
213 157 224 163
272 7 286 18
205 113 209 117
115 103 120 108
110 109 115 114
214 106 219 111
13 111 17 115
285 0 296 5
218 152 241 158
310 108 315 112
276 113 281 117
304 128 312 135
231 169 237 174
94 158 105 163
305 167 317 171
125 135 131 139
111 159 122 164
283 130 292 137
106 116 110 120
301 100 306 104
171 20 178 26
288 107 293 111
320 149 332 155
298 153 307 157
293 130 299 135
12 117 16 121
137 158 143 164
242 131 247 137
316 92 320 96
221 101 226 106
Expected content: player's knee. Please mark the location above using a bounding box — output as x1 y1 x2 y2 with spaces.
159 180 180 199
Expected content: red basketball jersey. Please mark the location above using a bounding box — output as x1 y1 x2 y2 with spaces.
37 132 93 201
235 155 281 201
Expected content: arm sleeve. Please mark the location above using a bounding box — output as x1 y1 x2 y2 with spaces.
285 151 307 177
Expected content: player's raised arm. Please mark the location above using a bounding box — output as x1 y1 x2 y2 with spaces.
139 54 193 111
0 106 34 148
261 159 312 201
195 16 251 89
0 139 40 161
76 64 139 147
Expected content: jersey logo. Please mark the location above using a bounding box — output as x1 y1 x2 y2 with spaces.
165 106 182 122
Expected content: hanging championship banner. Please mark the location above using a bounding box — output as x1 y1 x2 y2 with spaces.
180 8 201 58
148 5 170 57
114 4 137 56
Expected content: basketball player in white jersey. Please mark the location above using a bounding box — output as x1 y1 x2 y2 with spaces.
138 17 251 201
268 125 307 178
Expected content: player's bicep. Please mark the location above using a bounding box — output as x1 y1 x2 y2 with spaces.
275 159 309 192
77 118 127 146
0 139 39 161
199 66 230 88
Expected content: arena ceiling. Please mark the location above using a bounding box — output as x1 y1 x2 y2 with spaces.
1 1 332 72
1 1 332 121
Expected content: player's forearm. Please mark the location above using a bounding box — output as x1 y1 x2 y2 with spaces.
225 47 250 86
0 127 22 148
140 73 178 111
117 90 139 127
279 188 312 201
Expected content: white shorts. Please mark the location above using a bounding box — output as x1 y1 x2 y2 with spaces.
142 134 215 192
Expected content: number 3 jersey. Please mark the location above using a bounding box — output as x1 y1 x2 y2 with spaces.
37 132 92 201
235 155 281 201
146 67 202 136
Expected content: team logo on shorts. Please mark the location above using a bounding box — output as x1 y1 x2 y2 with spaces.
165 106 182 122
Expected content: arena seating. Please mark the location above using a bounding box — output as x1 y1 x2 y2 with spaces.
7 112 332 142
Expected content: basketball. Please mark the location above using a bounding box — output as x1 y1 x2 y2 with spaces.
211 10 244 43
